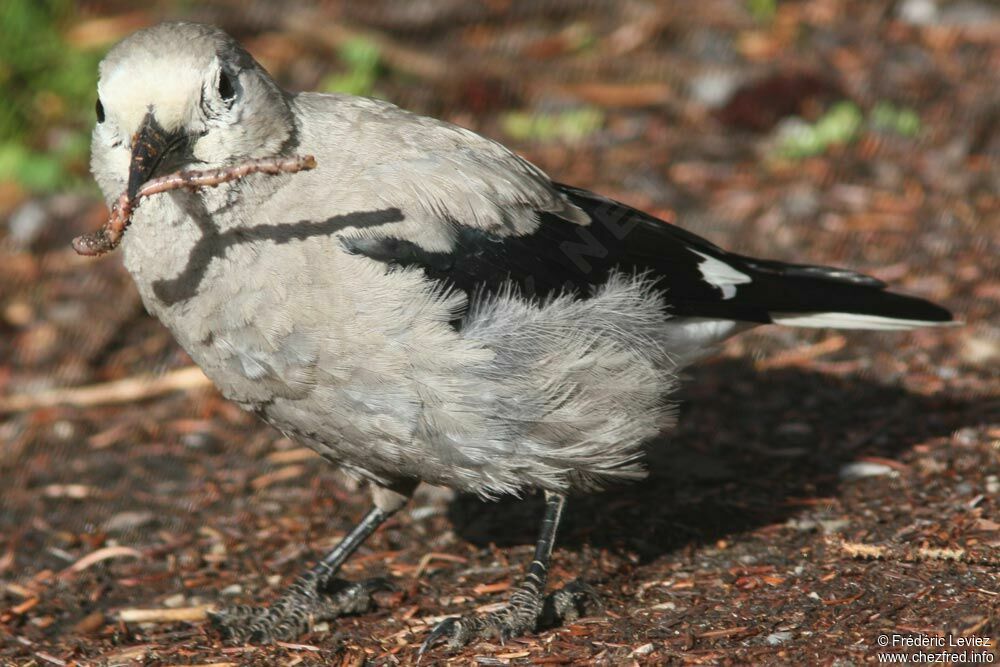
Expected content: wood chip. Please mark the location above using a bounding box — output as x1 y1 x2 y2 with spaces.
251 464 307 490
0 366 211 413
33 652 66 666
755 335 846 370
697 626 750 638
414 552 469 578
274 641 321 652
496 650 532 658
62 546 143 575
98 646 152 663
72 610 106 634
838 539 999 566
119 605 215 623
8 597 39 616
473 581 512 595
265 447 321 464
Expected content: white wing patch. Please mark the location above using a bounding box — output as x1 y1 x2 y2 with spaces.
690 250 752 299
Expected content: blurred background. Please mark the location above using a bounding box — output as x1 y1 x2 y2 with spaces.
1 1 997 665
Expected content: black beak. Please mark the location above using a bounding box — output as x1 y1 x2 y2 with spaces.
127 110 181 200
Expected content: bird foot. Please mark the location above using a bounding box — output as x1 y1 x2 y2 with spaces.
539 579 602 628
208 571 392 643
420 579 601 653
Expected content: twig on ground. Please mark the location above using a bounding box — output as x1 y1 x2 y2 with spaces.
838 539 1000 566
755 335 846 370
0 366 210 414
118 605 215 624
62 546 143 576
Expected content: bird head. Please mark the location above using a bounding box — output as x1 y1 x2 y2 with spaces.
91 22 294 204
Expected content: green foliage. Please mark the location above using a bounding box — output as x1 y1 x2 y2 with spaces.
0 0 105 192
774 101 921 160
776 101 864 158
321 37 382 97
870 102 922 137
500 108 605 143
747 0 778 23
562 22 597 54
0 143 64 191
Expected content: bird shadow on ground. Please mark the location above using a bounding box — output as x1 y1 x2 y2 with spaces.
446 357 982 563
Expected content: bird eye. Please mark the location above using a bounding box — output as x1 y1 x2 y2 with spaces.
218 70 236 102
95 98 105 123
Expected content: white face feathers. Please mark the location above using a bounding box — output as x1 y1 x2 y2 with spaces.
90 21 293 205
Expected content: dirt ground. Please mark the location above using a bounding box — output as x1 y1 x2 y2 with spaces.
1 1 998 665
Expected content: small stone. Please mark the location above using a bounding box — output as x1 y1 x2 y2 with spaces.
898 0 938 24
220 584 243 596
782 185 821 219
818 519 850 534
960 331 999 365
409 505 444 521
7 200 49 249
162 593 186 608
632 642 655 655
103 510 156 533
689 71 741 108
182 432 216 450
788 518 818 532
953 428 979 447
52 420 75 440
766 631 794 645
986 476 999 495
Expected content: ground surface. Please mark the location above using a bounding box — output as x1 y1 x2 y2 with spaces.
1 1 998 665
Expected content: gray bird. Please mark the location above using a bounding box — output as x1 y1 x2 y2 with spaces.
88 22 954 650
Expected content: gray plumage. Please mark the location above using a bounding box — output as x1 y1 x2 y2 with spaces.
88 22 954 647
92 23 672 497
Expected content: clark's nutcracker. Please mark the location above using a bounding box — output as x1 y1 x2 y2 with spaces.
87 22 954 649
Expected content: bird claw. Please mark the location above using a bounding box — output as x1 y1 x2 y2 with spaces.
540 579 603 627
325 576 396 605
418 580 604 656
419 605 535 654
208 574 390 644
418 616 463 655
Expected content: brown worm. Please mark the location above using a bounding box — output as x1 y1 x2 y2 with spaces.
72 155 317 257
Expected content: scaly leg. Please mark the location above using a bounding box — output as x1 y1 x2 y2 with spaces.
420 492 601 653
210 482 412 643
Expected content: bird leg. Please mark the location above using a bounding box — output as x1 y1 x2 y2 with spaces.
421 492 601 653
209 503 393 643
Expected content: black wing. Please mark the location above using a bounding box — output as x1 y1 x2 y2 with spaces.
343 184 953 325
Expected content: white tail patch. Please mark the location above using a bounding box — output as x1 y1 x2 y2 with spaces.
771 312 955 330
690 250 751 300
